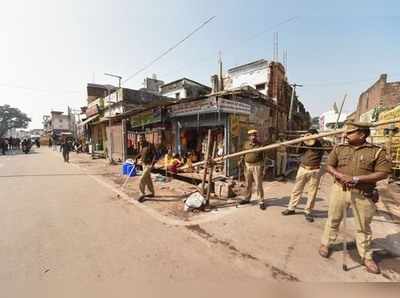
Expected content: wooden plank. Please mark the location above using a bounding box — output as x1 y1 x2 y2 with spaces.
206 141 217 204
200 129 212 195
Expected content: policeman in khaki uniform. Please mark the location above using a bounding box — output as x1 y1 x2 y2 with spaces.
239 129 266 209
319 121 392 274
136 134 157 203
276 135 288 178
282 129 325 222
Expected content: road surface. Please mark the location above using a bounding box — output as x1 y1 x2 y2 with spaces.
0 148 274 297
1 147 398 297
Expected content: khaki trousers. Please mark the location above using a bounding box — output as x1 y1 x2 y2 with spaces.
321 183 376 260
139 164 155 196
245 162 264 201
288 166 320 214
276 152 287 176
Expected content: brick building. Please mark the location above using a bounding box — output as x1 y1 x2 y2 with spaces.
216 59 310 132
356 74 400 121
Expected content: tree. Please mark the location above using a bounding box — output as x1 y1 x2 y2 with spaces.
0 105 31 138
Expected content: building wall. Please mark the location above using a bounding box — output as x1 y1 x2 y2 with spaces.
161 80 210 99
51 114 70 131
107 123 123 162
226 61 269 95
162 87 187 99
382 81 400 107
356 74 400 120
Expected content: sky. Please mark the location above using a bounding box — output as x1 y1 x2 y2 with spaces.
0 0 399 129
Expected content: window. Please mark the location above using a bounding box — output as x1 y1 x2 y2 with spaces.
59 119 63 123
256 83 266 91
175 92 180 99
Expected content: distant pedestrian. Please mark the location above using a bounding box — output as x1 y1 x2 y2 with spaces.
0 138 6 155
61 139 71 163
136 134 157 202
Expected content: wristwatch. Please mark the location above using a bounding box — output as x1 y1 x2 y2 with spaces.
352 176 360 185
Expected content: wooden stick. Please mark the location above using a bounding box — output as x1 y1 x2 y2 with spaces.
200 129 212 195
206 141 217 204
181 118 400 170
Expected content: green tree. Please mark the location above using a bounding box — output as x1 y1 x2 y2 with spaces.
0 105 31 137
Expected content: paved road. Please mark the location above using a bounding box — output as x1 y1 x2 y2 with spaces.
0 148 272 297
1 148 398 297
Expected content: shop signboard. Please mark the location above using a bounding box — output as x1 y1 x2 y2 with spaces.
169 98 217 117
130 107 162 128
86 104 100 117
230 115 240 137
218 98 251 115
86 97 104 117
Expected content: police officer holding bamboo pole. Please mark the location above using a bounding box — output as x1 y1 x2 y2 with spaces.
319 121 392 274
281 128 325 222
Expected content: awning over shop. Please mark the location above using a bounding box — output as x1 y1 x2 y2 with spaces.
79 114 100 126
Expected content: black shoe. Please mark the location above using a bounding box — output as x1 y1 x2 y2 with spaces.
239 199 250 205
305 213 314 222
259 201 266 210
281 209 295 216
137 195 146 203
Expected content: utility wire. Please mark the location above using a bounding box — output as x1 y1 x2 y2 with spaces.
159 16 298 79
245 16 298 42
123 16 216 84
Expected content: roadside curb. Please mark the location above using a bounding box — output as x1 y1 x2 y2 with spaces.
67 154 237 227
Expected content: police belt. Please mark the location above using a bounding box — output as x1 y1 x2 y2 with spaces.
300 164 320 170
333 180 375 194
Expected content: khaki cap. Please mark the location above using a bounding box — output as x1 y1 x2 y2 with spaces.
345 121 371 131
248 129 258 135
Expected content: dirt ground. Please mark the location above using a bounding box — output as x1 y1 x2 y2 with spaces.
67 152 400 281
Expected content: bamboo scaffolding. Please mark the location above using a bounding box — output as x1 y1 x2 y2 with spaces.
181 118 400 170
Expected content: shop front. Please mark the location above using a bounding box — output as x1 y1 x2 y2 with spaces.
168 96 253 176
126 107 171 157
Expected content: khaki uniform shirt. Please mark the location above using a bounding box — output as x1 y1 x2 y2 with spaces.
243 141 264 164
326 142 392 188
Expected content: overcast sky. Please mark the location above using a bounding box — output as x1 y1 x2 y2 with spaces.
1 0 399 128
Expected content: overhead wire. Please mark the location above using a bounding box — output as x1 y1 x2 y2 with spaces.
123 16 216 84
158 16 298 79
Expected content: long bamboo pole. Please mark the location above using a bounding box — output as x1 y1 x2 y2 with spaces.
206 141 217 204
200 129 212 194
181 118 400 170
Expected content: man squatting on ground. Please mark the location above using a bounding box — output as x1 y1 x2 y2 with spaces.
281 129 326 222
319 121 392 274
136 134 157 203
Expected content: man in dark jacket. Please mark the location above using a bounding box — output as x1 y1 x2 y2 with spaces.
61 139 71 163
281 129 325 222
